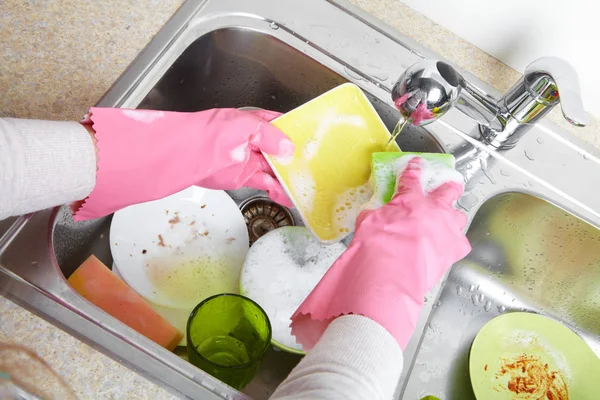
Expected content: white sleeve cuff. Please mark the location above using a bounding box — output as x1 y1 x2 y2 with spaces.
271 315 404 400
0 118 96 220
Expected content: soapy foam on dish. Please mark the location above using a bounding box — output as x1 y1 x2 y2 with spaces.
267 84 400 242
333 184 373 233
240 227 346 350
288 170 317 214
303 113 367 160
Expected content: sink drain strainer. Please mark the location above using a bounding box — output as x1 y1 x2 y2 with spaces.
239 197 295 245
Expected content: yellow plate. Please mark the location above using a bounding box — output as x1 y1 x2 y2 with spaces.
266 83 399 243
470 312 600 400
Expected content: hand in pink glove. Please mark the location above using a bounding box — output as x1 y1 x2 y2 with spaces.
73 108 294 221
290 157 471 351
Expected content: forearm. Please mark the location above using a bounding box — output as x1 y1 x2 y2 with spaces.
271 315 404 400
0 117 96 220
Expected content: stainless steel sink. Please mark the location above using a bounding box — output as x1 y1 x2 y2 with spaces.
1 0 599 399
402 192 600 399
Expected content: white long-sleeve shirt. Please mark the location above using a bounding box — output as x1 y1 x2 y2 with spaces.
0 117 404 399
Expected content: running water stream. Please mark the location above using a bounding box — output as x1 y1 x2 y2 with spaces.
385 116 407 149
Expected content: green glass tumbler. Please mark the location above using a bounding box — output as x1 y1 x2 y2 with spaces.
186 293 272 390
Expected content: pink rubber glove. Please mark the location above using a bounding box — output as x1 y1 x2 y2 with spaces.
290 157 471 351
73 108 294 221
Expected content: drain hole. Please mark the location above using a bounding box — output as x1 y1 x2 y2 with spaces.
239 197 295 245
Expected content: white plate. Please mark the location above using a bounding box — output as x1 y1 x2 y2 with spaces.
240 226 346 353
112 263 190 346
110 186 249 310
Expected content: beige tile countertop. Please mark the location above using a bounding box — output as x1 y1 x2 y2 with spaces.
1 0 598 398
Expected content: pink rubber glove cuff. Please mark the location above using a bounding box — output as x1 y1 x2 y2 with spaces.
73 108 294 221
290 157 471 351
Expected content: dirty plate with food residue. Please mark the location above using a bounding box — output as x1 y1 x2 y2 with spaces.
469 312 600 400
110 186 249 311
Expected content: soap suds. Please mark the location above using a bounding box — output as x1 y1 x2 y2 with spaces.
303 113 366 160
273 141 295 165
240 227 346 350
366 155 464 209
229 142 249 163
288 170 316 214
394 156 463 194
333 184 372 233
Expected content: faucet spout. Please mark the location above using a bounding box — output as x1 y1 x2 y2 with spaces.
392 57 587 150
455 80 504 132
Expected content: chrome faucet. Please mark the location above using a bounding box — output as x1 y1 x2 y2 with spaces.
391 57 588 150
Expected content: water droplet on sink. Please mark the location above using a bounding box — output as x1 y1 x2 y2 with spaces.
370 70 389 81
498 305 506 313
456 286 464 295
484 300 492 312
536 136 544 144
375 37 381 43
500 169 510 177
478 293 486 303
468 284 475 292
482 169 496 184
479 158 496 184
471 294 479 305
269 22 279 30
344 66 364 81
458 192 478 211
582 153 590 160
524 149 536 161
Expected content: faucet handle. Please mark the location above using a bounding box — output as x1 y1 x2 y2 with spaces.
524 57 589 126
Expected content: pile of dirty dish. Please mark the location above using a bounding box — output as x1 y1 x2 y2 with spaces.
62 82 599 398
65 83 465 389
66 83 411 354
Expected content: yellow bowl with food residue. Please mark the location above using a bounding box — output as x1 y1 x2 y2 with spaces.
265 83 399 243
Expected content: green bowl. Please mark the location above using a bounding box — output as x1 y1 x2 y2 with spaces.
469 312 600 399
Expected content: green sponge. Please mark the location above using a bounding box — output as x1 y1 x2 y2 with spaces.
371 152 456 204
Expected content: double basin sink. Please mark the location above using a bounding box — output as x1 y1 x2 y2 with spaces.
1 0 599 399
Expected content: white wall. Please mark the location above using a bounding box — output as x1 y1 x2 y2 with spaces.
400 0 600 117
